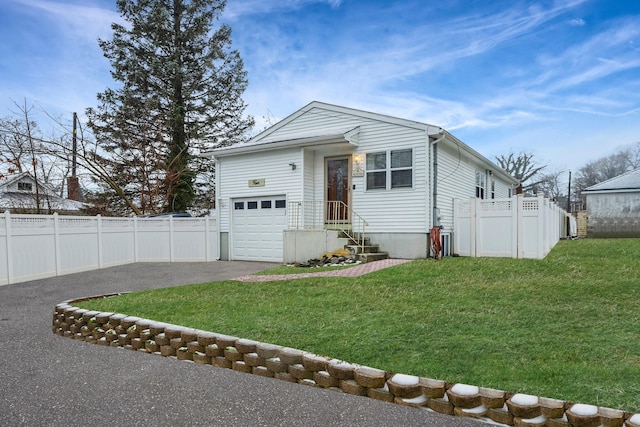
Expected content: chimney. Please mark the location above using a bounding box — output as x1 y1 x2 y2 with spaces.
67 176 80 201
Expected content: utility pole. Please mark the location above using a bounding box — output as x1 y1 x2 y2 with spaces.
66 112 81 201
72 112 77 177
566 170 571 213
566 170 572 238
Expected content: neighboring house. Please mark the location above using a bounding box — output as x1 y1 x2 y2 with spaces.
206 101 519 262
0 172 85 214
582 168 640 238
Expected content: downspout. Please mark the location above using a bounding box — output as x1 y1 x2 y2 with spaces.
430 130 446 229
212 156 222 260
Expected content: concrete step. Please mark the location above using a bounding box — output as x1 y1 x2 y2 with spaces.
345 244 379 255
357 252 389 263
337 231 370 246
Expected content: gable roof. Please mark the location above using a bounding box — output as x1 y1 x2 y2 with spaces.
204 101 518 185
583 168 640 194
204 101 444 159
0 172 85 212
0 172 56 196
253 101 444 139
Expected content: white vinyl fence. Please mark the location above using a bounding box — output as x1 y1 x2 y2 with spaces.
453 195 575 259
0 212 218 286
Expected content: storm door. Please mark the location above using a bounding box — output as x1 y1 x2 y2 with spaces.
325 157 350 223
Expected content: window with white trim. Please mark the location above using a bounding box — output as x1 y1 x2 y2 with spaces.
475 171 486 199
366 149 413 190
18 182 32 191
491 179 496 199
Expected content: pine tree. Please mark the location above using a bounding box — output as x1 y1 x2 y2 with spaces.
87 0 253 214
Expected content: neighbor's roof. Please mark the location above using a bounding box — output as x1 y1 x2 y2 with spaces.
0 171 56 194
583 168 640 193
0 192 86 211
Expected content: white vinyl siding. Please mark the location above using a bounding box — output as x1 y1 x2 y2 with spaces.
302 148 315 201
215 103 516 241
436 142 516 231
218 148 302 232
301 112 429 234
262 106 366 141
493 178 512 198
436 144 475 231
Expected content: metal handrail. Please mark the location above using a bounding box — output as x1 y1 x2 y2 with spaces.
287 200 369 253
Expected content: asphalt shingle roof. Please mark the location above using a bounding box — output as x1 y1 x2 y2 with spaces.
584 168 640 192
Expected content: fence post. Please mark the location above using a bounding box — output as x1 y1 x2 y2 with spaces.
470 197 478 257
97 215 103 268
517 195 524 258
537 196 545 259
510 195 518 258
169 216 174 262
5 211 13 285
205 215 210 262
133 216 138 262
215 205 221 261
53 212 61 276
453 198 459 254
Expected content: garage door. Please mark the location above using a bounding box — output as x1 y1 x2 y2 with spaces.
232 196 287 262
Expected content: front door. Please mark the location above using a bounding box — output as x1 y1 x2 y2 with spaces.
326 157 350 222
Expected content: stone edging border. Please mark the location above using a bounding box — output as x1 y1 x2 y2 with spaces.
52 296 640 427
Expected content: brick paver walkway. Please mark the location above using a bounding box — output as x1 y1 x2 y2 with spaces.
234 258 412 282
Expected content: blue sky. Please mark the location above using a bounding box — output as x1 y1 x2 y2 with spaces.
1 0 639 183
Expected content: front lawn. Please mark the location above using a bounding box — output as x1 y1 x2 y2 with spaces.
77 238 640 411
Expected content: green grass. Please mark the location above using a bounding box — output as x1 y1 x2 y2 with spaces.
77 239 640 411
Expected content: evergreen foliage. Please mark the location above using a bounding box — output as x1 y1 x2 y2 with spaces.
86 0 253 214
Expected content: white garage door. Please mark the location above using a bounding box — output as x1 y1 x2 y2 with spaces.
232 196 287 262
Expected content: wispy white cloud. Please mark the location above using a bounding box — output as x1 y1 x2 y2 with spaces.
224 0 342 20
12 0 120 42
2 0 639 172
242 0 598 133
0 0 119 115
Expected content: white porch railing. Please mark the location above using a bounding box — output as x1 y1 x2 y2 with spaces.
287 201 369 252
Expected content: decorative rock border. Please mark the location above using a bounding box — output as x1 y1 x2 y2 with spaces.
52 296 640 427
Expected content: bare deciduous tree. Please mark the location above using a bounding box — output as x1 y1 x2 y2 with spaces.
0 100 71 213
495 151 547 193
574 144 639 194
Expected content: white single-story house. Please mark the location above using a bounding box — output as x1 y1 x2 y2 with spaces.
205 101 519 262
582 168 640 238
0 172 86 214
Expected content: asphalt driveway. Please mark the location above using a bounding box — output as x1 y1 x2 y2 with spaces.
0 261 488 426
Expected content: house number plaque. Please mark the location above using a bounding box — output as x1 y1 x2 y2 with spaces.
248 178 265 187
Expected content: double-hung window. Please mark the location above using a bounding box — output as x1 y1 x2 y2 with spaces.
17 182 33 191
366 149 413 190
475 171 486 199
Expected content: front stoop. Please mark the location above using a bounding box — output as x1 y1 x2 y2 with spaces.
344 235 389 263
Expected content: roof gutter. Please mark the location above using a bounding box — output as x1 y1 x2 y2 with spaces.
202 127 361 159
